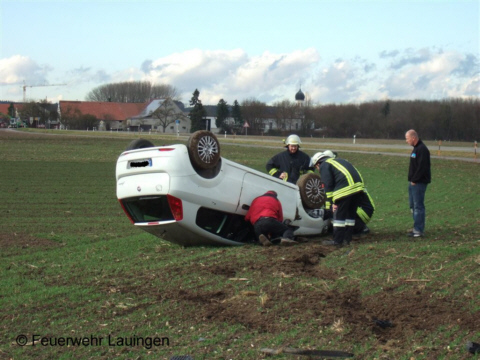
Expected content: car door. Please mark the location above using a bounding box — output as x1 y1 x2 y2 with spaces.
238 172 298 220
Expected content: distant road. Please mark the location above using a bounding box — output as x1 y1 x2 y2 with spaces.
189 132 473 153
2 128 478 163
218 140 478 163
302 141 473 153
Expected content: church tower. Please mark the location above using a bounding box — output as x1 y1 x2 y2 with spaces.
295 88 305 106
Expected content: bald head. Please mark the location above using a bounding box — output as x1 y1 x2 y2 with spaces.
405 129 419 146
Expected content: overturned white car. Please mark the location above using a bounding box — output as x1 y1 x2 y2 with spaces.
115 131 330 246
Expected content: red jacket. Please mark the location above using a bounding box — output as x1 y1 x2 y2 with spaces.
245 192 283 225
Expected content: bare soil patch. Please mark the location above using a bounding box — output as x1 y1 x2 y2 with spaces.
2 231 477 359
0 233 60 250
110 242 478 358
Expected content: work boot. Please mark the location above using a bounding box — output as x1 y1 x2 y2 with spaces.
353 229 369 239
295 236 309 243
259 234 272 246
344 227 353 246
258 234 273 246
322 240 343 248
279 238 298 246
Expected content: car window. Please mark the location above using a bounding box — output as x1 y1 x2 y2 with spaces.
196 207 229 234
196 207 255 243
121 196 174 222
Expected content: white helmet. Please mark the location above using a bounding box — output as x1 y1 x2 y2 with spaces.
323 150 336 159
285 134 301 146
311 150 335 166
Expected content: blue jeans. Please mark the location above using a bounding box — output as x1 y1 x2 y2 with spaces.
408 182 428 233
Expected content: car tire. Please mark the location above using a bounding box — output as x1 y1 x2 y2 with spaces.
187 130 221 170
297 173 326 209
125 138 155 150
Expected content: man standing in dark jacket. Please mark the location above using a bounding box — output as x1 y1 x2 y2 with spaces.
405 129 431 237
266 134 314 184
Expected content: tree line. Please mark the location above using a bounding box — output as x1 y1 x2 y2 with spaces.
3 81 478 141
84 82 480 141
210 96 479 141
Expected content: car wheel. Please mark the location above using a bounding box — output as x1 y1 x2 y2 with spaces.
187 130 220 169
125 138 155 150
297 173 326 209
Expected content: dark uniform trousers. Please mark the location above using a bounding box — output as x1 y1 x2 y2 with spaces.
333 192 362 245
254 217 294 241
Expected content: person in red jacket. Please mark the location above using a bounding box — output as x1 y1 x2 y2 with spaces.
245 190 298 246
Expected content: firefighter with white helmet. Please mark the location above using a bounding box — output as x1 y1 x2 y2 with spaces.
311 150 375 236
311 150 337 167
285 134 301 146
311 150 366 247
266 134 314 184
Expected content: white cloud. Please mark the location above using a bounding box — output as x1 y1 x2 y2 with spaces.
1 47 478 104
463 76 480 97
390 47 435 70
145 49 247 91
0 55 51 85
381 50 479 99
141 48 320 104
0 55 56 99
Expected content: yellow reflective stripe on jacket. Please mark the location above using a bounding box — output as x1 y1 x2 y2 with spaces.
327 159 364 202
328 159 354 185
333 183 364 200
357 207 371 223
269 168 279 176
366 190 375 209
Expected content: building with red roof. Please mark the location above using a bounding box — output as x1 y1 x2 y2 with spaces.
59 101 147 130
58 100 191 132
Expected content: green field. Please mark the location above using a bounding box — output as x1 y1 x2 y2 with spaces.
0 129 478 360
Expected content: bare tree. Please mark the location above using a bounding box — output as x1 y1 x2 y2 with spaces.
59 104 81 129
306 98 479 140
150 84 179 101
241 98 267 134
300 97 316 135
85 81 179 103
272 99 297 131
18 101 44 127
58 104 98 130
152 98 187 132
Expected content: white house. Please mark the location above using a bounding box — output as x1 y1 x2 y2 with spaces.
127 99 191 133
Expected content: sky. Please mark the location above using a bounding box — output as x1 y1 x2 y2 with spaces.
0 0 479 106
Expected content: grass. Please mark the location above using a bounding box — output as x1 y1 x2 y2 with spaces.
0 129 479 359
